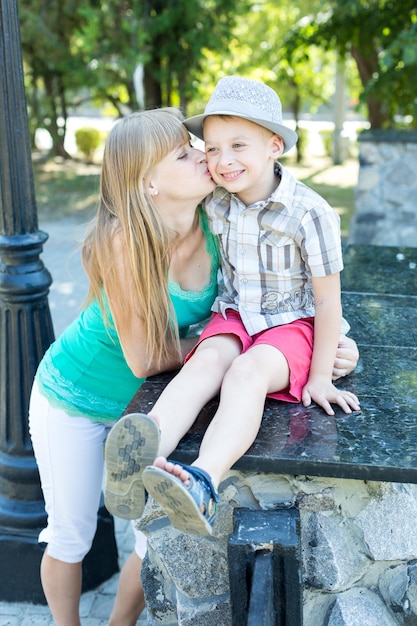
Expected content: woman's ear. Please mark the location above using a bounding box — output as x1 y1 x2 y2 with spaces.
148 181 159 196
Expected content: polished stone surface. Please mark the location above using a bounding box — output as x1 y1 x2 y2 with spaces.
342 244 417 296
127 245 417 484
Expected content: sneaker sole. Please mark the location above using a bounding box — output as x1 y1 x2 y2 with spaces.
142 465 213 536
104 413 160 520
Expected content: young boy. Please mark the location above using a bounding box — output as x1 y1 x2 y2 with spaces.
107 77 360 536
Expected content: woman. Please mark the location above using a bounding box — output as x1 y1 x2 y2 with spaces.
29 108 358 626
29 108 219 626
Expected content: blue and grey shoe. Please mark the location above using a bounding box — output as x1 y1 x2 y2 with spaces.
142 461 220 536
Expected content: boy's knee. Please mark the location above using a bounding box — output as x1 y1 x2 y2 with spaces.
226 351 261 382
189 345 230 371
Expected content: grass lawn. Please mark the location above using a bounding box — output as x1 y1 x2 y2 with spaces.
34 157 101 222
284 155 358 237
33 154 358 237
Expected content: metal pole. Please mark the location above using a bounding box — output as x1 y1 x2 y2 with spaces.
0 0 54 603
0 0 118 603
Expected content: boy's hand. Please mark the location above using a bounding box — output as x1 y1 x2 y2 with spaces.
302 376 360 416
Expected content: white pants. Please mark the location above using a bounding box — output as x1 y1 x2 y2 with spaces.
29 380 147 563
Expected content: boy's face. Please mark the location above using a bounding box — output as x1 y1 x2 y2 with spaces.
203 116 284 205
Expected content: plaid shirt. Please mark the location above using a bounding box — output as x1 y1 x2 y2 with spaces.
204 164 345 336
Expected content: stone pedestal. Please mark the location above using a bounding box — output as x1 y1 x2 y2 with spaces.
349 130 417 246
138 475 417 625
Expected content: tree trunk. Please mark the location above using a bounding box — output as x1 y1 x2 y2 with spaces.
351 44 389 129
144 65 162 108
292 92 303 163
43 74 71 159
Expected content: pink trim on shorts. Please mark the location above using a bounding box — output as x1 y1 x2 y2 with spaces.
185 310 314 403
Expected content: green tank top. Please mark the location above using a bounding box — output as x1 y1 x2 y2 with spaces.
36 209 219 422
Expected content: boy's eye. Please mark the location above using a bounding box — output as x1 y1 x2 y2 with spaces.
178 152 187 159
206 146 217 153
233 143 244 149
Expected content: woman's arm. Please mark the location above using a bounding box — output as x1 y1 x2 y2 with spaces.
106 231 195 378
334 335 359 380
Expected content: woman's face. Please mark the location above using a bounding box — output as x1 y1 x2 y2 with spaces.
149 141 216 206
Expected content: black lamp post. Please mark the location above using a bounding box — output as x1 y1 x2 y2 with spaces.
0 0 118 603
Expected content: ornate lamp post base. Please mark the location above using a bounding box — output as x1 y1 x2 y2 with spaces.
0 0 119 602
0 504 118 604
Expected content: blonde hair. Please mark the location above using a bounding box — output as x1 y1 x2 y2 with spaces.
82 108 190 367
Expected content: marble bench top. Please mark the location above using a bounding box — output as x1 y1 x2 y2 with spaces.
126 245 417 484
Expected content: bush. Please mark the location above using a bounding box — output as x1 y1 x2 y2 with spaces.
319 129 333 156
75 127 102 161
319 128 354 160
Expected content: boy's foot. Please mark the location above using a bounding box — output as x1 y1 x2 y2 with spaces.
142 457 219 536
104 413 160 520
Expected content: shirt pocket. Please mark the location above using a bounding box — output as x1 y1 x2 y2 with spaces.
259 231 295 273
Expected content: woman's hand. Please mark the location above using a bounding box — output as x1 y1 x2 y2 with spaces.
333 335 359 381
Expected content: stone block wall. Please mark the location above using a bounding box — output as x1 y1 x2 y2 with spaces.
349 130 417 247
138 470 417 625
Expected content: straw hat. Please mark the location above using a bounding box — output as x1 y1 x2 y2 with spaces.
184 76 298 154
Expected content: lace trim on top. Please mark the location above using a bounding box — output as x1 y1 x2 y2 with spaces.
168 275 215 300
36 356 127 423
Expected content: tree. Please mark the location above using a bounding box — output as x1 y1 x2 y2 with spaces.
19 0 251 158
194 0 338 161
19 0 93 157
75 0 250 113
287 0 417 129
128 0 252 111
74 0 147 115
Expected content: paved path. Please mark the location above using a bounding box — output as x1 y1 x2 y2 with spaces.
0 217 147 625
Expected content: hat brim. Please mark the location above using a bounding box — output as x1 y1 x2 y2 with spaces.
184 111 298 154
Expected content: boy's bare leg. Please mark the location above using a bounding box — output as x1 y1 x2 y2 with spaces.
194 344 289 487
154 344 290 489
151 334 242 458
155 336 360 489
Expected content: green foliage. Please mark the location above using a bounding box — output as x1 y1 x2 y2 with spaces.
19 0 417 157
192 0 341 162
74 127 103 161
19 0 94 156
285 0 417 128
196 0 336 112
136 0 252 110
20 0 252 154
319 130 333 157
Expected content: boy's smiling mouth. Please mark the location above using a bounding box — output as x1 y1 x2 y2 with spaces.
220 170 244 181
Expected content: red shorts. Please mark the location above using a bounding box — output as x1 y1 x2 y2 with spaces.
185 310 314 403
